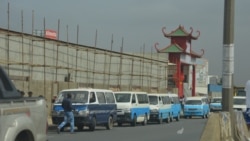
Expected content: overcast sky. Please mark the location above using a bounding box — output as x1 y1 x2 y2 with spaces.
1 0 250 86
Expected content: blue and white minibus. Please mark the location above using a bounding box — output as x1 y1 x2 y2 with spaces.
52 88 117 131
166 93 182 121
183 96 210 119
148 93 172 124
114 91 150 126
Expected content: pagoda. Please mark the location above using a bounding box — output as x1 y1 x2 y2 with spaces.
155 25 204 97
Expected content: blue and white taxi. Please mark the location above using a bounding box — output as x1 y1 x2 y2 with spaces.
183 96 210 119
209 97 222 112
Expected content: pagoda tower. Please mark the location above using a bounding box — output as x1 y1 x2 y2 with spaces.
155 25 204 97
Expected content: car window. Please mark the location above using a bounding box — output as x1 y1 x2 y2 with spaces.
233 98 246 105
115 93 131 102
137 94 149 104
57 91 88 103
149 96 158 105
211 98 221 103
96 92 106 104
172 97 180 104
185 100 202 105
105 92 115 103
162 96 171 104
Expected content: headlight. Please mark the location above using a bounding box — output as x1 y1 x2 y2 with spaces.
78 109 89 116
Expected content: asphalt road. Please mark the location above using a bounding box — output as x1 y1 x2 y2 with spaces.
47 118 208 141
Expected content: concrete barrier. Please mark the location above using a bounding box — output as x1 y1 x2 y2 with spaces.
234 111 250 141
200 111 250 141
200 112 221 141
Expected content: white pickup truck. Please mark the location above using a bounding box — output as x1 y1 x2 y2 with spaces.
0 66 47 141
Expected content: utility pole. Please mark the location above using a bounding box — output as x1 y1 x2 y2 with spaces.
222 0 235 139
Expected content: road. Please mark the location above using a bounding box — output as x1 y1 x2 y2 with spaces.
47 118 207 141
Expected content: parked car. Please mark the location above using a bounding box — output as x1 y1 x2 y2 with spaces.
183 97 210 119
148 94 172 124
114 91 150 126
165 93 182 121
52 88 117 131
209 97 222 112
233 96 246 111
0 66 47 141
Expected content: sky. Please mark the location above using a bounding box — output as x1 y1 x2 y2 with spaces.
0 0 250 86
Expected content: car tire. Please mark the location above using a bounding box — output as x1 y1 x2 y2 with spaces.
89 117 96 131
176 113 180 121
131 115 137 127
170 113 173 122
158 114 163 124
166 115 170 123
106 116 113 130
142 114 147 126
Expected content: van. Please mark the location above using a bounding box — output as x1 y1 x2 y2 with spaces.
114 91 150 126
166 93 182 121
52 88 117 131
209 97 222 112
148 93 172 124
183 96 210 119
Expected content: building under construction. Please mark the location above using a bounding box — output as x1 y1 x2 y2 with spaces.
0 28 175 111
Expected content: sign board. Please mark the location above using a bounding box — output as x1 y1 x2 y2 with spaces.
45 29 57 40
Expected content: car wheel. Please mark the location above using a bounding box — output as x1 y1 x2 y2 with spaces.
131 115 137 126
205 112 209 118
170 113 173 122
176 113 180 121
106 116 113 130
166 115 170 123
202 114 205 119
142 114 147 126
89 117 96 131
158 114 163 124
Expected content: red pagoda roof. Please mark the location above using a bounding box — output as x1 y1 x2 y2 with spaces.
162 25 200 40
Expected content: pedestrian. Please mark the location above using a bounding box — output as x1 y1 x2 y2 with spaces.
20 91 25 97
179 95 185 110
57 93 75 134
28 91 33 97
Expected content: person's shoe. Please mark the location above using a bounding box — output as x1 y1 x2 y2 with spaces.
57 127 60 134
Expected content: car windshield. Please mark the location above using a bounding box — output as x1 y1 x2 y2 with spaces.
185 100 202 105
115 93 131 102
148 96 158 105
211 98 222 103
233 98 246 105
56 91 89 103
